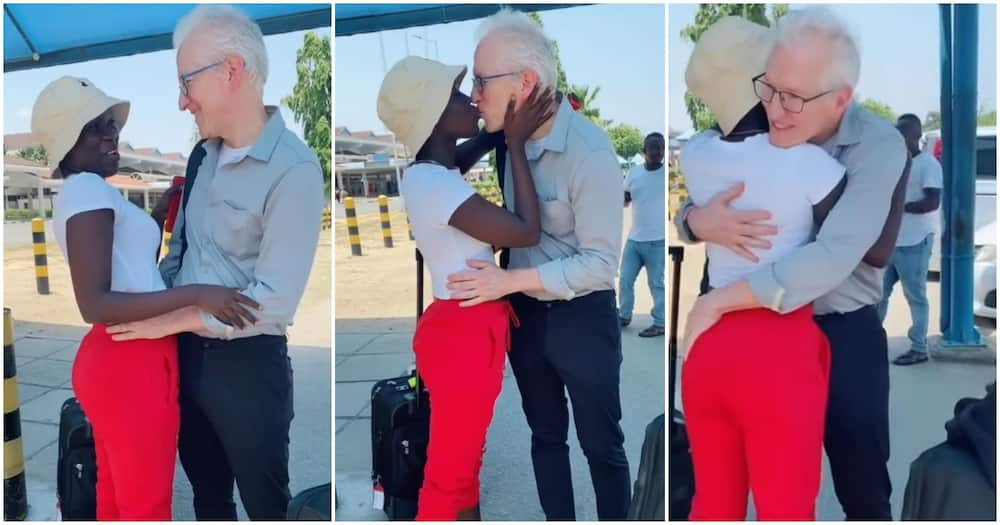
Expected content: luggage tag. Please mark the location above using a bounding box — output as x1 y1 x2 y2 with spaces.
372 483 385 510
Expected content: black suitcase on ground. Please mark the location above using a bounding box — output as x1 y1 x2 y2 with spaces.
287 483 332 520
370 250 431 520
57 397 98 521
627 413 666 520
668 246 695 521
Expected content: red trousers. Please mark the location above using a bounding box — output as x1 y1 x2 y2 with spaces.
412 299 516 521
72 325 179 521
681 306 830 521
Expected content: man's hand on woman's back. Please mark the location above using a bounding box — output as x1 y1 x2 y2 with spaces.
687 182 778 263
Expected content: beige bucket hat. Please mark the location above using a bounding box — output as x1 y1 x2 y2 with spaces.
685 16 777 136
31 76 130 177
377 56 467 155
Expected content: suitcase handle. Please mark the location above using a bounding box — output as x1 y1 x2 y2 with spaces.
668 246 684 418
413 249 424 410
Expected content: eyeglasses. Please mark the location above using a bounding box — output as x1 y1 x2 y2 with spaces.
179 60 225 97
752 73 834 114
472 71 521 93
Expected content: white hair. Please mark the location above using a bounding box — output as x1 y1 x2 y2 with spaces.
173 5 269 93
475 8 558 89
775 7 861 89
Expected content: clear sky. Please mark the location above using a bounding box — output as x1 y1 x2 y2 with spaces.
3 27 331 156
668 3 998 131
335 4 666 137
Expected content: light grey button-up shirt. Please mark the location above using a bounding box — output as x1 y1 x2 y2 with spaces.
160 106 325 339
675 103 907 315
503 97 623 301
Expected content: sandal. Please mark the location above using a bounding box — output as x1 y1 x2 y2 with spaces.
893 350 929 366
638 325 665 338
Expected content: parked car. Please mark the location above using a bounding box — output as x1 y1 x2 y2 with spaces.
921 127 996 318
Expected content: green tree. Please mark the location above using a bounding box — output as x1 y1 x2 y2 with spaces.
680 4 789 131
568 84 612 127
859 98 897 122
282 31 332 198
17 144 48 165
607 124 644 161
527 12 569 93
978 110 997 127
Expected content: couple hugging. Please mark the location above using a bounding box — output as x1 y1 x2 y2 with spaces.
677 7 912 521
34 5 323 521
376 8 634 522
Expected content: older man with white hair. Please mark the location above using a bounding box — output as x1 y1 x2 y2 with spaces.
445 8 630 520
115 4 324 520
676 7 907 520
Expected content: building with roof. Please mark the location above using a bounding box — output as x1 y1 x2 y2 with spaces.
4 133 187 216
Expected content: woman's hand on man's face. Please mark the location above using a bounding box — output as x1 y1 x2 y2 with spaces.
503 85 556 147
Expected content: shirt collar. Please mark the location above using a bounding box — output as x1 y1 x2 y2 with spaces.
524 96 574 160
828 102 863 147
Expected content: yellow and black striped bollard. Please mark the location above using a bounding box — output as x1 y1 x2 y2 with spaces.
4 308 28 521
32 218 50 295
344 197 362 256
407 216 414 241
162 231 172 258
378 195 393 248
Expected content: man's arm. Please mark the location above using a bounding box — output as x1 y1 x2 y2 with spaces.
198 162 326 339
673 198 698 243
905 188 942 214
862 153 911 268
744 132 908 313
456 130 504 174
534 150 623 300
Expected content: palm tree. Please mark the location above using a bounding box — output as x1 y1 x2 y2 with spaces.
568 84 612 128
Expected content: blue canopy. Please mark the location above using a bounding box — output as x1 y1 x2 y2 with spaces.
4 4 331 72
335 4 583 37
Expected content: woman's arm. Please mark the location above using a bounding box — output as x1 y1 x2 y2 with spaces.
811 152 910 268
449 87 555 248
66 209 259 326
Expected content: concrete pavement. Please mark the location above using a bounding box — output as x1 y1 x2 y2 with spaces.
335 263 665 521
5 320 331 521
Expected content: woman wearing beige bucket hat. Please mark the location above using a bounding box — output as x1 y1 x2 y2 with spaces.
377 56 554 521
33 76 260 520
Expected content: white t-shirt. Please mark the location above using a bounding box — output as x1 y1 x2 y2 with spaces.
217 144 252 170
53 172 166 293
897 153 943 247
400 163 495 299
681 131 846 288
625 164 666 241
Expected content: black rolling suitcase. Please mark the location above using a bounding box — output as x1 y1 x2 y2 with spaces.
57 397 98 521
287 483 332 520
668 246 695 521
627 413 665 520
370 250 431 520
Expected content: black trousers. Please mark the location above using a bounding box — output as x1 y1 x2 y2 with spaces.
507 290 631 521
815 305 893 520
177 333 294 521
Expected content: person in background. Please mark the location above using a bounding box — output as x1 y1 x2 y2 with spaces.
619 132 666 337
879 113 942 366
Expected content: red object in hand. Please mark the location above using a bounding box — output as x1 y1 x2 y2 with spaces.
163 176 185 234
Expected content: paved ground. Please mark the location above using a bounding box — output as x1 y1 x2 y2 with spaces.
3 229 332 521
669 237 996 521
334 204 666 520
